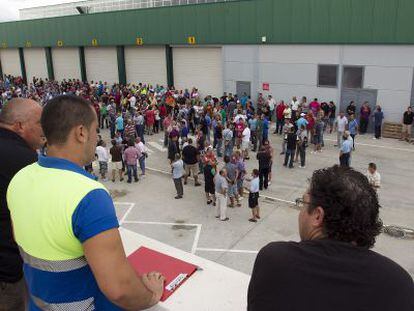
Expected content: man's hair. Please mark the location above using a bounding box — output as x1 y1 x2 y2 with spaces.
309 165 382 248
41 95 95 145
0 98 35 125
224 155 230 164
252 169 259 176
368 163 377 170
188 138 193 144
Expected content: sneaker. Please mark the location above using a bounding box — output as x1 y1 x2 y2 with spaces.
127 180 132 184
267 182 272 186
195 182 202 187
299 165 306 169
174 195 183 199
280 152 285 155
220 217 230 222
134 179 139 182
248 218 257 223
373 137 377 140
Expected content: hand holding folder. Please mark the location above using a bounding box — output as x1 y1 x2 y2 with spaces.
128 247 200 301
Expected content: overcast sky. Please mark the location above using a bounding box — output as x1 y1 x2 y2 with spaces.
0 0 76 22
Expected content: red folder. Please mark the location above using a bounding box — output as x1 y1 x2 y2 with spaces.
127 246 199 301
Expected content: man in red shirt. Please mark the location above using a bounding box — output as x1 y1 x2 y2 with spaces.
275 101 286 135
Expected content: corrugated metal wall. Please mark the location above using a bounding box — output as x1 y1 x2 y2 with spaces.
0 0 414 48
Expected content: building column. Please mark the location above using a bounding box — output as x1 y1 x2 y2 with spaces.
18 48 27 84
116 46 126 85
0 56 3 78
79 47 87 82
165 45 174 88
45 47 55 81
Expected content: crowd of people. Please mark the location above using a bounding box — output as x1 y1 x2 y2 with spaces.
0 75 394 222
0 74 413 311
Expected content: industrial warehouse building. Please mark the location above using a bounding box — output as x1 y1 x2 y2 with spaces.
1 0 414 123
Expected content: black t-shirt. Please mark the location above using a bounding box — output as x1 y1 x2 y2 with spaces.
256 151 271 169
329 105 336 117
403 111 413 125
248 239 414 311
182 145 199 165
347 104 356 115
285 133 297 150
0 128 38 282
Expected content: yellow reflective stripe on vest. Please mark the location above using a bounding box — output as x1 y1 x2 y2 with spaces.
7 163 107 261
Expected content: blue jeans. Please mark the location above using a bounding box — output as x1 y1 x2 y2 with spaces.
216 139 223 157
224 141 233 157
136 124 145 143
284 149 294 167
127 164 138 182
139 155 146 175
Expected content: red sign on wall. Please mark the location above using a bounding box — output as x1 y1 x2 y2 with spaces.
262 83 270 91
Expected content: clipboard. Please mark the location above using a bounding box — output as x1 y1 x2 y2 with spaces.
127 246 200 301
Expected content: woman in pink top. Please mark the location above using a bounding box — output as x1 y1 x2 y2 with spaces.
306 112 315 140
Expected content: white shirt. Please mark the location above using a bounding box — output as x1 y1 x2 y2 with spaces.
234 114 247 123
267 98 276 111
96 146 109 162
135 142 147 154
242 127 251 142
250 177 259 193
291 100 300 111
129 96 137 107
366 170 381 189
283 107 292 119
336 116 348 132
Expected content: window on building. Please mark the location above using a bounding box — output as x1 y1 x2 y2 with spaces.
318 65 338 87
342 66 364 89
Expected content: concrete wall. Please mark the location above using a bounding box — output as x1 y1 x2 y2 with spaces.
223 45 414 122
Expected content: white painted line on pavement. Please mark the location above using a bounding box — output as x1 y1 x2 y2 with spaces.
323 138 414 153
191 225 202 254
260 195 295 205
122 220 202 227
196 247 259 254
116 202 135 225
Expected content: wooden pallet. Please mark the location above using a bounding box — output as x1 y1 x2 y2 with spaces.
382 122 402 139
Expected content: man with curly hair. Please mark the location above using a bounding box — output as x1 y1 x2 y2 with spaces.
248 165 414 311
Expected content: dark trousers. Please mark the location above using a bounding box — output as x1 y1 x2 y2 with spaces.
340 153 350 167
350 134 356 149
284 149 295 167
127 164 138 182
251 130 257 151
100 114 108 129
110 123 116 139
360 118 369 134
259 167 269 190
0 278 27 311
276 119 284 134
173 177 183 197
298 144 306 167
136 124 145 143
375 125 381 139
